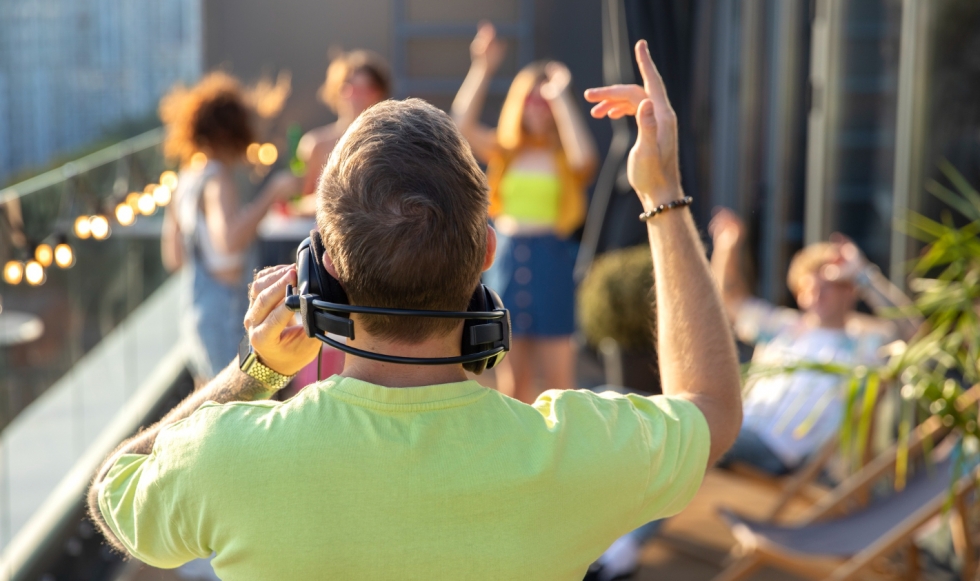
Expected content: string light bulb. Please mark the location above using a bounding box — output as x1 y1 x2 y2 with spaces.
35 243 54 267
137 193 156 215
3 261 23 285
115 202 136 226
126 192 141 209
190 152 208 169
24 260 45 286
159 171 178 190
54 243 74 269
153 184 172 206
74 216 92 239
257 143 278 165
89 215 110 240
246 143 261 165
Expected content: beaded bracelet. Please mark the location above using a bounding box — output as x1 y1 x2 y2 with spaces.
638 196 694 221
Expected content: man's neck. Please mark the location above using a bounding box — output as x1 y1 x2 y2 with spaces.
339 333 469 388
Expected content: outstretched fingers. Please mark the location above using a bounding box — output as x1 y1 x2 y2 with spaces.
634 40 673 115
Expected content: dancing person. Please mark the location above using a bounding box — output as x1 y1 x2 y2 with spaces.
297 49 391 197
708 208 919 475
88 41 742 580
452 23 598 402
160 72 299 382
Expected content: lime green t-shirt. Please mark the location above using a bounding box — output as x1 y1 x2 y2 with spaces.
98 376 709 580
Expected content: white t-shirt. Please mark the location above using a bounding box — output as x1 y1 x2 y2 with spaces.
734 299 892 467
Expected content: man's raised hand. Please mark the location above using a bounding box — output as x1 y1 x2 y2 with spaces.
584 40 682 209
244 265 321 376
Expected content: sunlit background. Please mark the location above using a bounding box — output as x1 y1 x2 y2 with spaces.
1 0 980 579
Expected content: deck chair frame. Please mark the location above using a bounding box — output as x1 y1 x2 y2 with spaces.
713 383 980 581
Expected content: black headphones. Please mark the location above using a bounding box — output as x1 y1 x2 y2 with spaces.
284 230 511 374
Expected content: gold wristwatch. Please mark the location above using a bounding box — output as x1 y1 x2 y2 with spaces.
238 334 294 391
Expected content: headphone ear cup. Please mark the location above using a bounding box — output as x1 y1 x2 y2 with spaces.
309 230 349 305
461 286 490 374
461 285 510 374
482 287 510 371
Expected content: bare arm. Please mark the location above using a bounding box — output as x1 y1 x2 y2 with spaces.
857 265 921 340
830 233 922 341
451 22 503 163
587 41 742 467
541 63 598 176
707 208 751 323
204 169 298 255
87 264 321 554
160 203 183 272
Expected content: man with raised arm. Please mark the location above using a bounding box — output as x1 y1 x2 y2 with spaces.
88 41 741 580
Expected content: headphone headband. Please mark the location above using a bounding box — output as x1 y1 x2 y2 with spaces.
284 232 511 374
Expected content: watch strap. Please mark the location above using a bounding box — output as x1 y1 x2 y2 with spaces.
242 356 294 391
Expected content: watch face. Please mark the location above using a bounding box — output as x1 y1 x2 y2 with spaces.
238 333 253 368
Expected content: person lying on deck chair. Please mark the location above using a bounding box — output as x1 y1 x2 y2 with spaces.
708 209 920 476
85 40 742 581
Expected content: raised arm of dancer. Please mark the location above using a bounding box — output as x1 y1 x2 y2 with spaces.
541 62 598 176
708 208 751 323
586 41 742 467
204 169 299 255
451 22 504 162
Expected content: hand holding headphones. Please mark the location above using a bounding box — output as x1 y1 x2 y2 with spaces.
284 231 511 374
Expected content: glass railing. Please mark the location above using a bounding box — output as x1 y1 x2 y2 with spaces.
0 130 189 573
0 129 171 431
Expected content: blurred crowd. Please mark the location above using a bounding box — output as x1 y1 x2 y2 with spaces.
147 22 923 581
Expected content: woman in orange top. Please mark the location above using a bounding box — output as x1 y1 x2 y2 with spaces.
452 23 598 403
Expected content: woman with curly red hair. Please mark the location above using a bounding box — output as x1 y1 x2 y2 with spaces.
160 72 299 382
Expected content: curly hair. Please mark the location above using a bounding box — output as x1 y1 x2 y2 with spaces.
159 72 255 165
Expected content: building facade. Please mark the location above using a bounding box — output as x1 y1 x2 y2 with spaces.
0 0 202 185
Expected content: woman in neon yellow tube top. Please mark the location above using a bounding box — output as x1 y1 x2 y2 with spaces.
453 22 598 403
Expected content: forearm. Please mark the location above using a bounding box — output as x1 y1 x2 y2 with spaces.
160 208 183 272
223 188 279 253
859 266 922 340
709 242 749 322
87 362 274 550
452 63 493 133
648 209 742 464
548 92 598 174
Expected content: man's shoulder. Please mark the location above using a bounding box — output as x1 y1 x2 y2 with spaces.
157 399 286 454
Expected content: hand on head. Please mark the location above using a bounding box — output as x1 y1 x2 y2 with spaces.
825 232 867 283
585 40 681 208
709 207 745 249
244 265 321 376
539 62 571 101
470 22 506 72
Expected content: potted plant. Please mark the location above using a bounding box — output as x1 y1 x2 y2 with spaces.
577 245 660 394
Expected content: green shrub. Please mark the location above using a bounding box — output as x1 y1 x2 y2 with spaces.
577 245 655 352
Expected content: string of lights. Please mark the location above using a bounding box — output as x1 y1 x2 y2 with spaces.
2 142 280 288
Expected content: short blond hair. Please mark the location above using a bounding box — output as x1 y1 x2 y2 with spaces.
786 242 839 295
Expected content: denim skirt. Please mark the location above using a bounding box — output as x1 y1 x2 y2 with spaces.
483 232 577 338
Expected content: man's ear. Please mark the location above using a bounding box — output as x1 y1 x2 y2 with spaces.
322 250 340 280
483 226 497 272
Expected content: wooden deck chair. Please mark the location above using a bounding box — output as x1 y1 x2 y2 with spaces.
711 384 980 581
724 436 840 522
724 379 893 523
